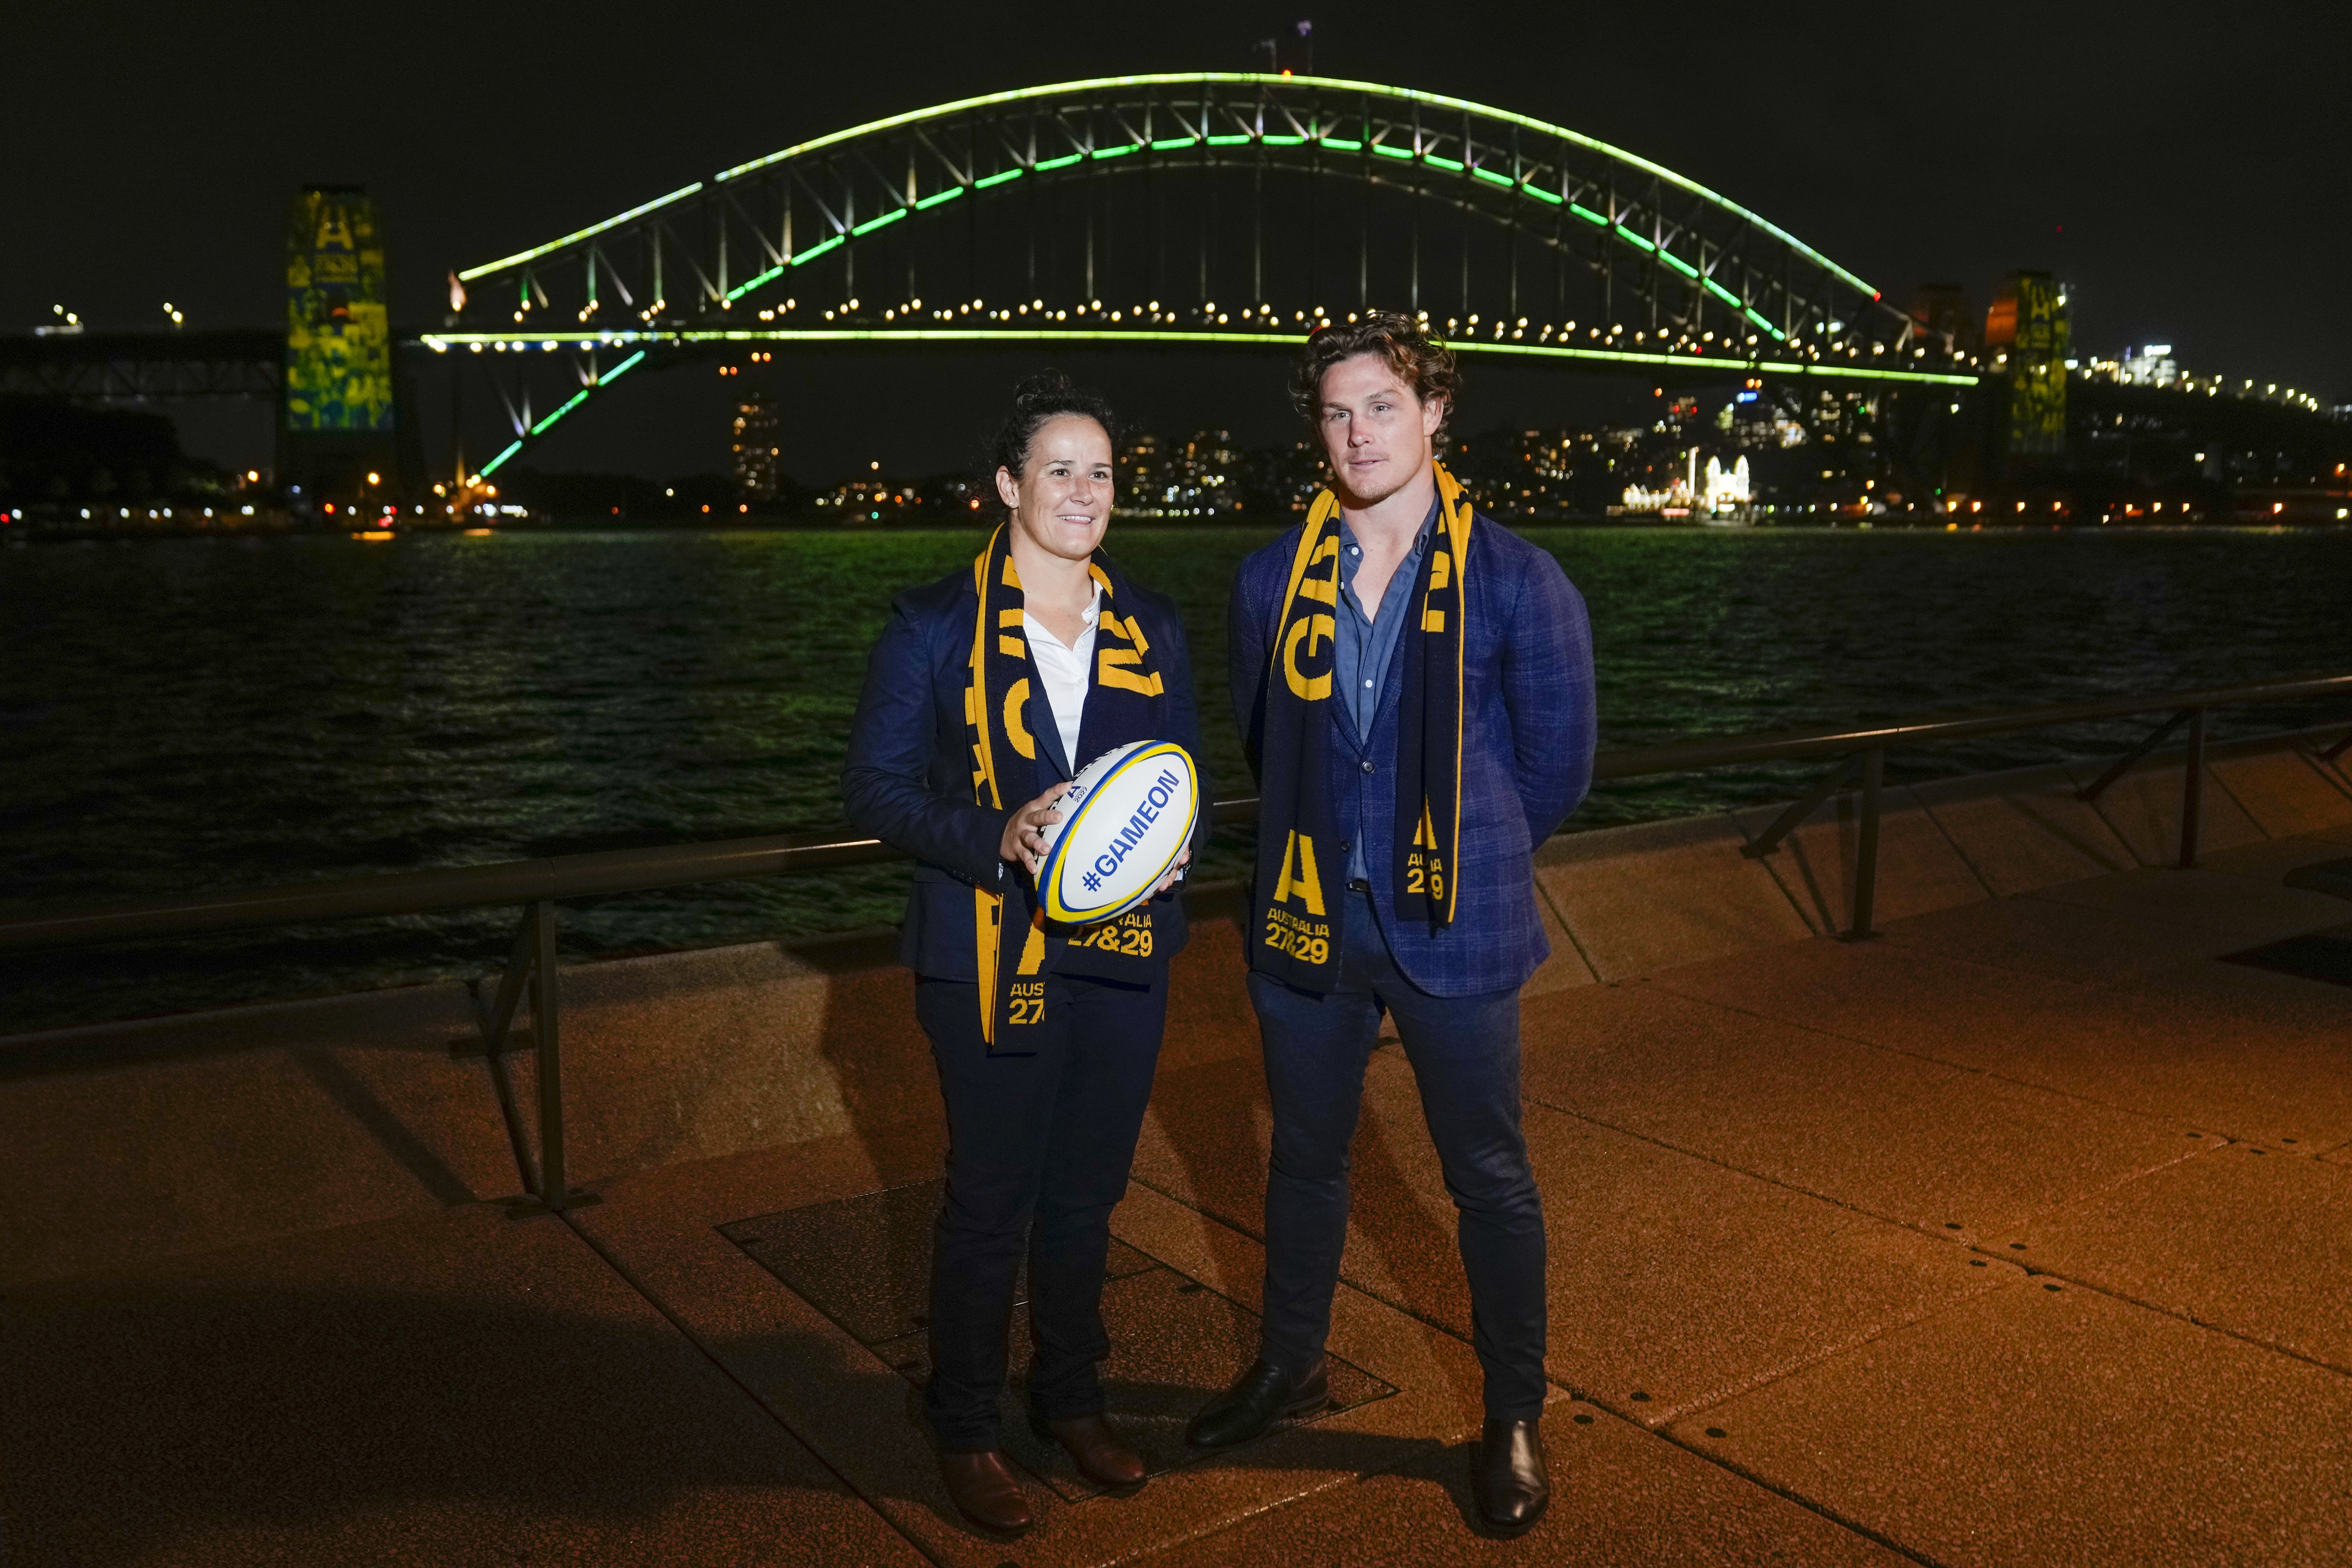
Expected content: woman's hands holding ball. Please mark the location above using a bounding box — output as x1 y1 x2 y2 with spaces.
1000 775 1189 897
1000 781 1072 877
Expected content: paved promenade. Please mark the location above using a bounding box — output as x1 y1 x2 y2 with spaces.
5 740 2351 1565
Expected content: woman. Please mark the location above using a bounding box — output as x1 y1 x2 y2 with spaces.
841 372 1207 1535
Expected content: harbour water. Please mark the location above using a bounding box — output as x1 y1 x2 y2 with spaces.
5 523 2349 1030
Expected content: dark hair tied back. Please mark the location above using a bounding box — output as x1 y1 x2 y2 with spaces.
986 370 1120 506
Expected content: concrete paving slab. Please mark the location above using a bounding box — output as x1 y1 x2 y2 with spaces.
1734 788 1991 934
1985 1141 2352 1370
870 1265 1396 1502
572 1144 1479 1568
2029 863 2352 947
721 1177 1154 1347
1129 1048 1275 1231
2073 758 2266 866
1149 1401 1911 1567
1535 814 1818 982
1368 1055 2022 1422
0 1032 517 1286
0 1201 920 1568
1652 934 2352 1146
546 934 939 1185
1137 1042 2019 1424
1879 889 2352 1040
1519 980 2203 1239
1526 876 1603 995
2210 914 2352 977
1105 1177 1514 1444
1670 1277 2352 1568
1157 899 1276 1073
1910 770 2138 895
2188 831 2352 883
2211 748 2352 837
1875 885 2290 987
542 906 1268 1190
2131 943 2352 1038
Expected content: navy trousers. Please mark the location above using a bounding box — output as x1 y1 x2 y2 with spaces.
1247 890 1547 1419
914 970 1166 1449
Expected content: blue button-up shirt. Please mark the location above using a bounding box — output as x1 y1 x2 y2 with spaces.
1333 496 1439 882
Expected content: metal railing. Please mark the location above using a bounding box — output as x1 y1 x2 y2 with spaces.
5 671 2348 1212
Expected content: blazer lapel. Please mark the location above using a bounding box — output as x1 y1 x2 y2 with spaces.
1033 683 1073 781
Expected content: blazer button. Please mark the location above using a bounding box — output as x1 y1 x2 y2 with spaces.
1360 759 1375 774
1338 840 1351 854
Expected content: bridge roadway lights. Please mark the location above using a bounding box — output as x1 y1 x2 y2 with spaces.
418 327 1978 389
425 327 1980 476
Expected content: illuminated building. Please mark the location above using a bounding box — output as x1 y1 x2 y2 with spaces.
1986 272 2070 459
281 186 401 513
1118 431 1165 496
1621 451 1751 519
1909 283 1976 355
732 392 780 500
2120 344 2181 387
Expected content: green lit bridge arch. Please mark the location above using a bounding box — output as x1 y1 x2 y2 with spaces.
434 73 1974 477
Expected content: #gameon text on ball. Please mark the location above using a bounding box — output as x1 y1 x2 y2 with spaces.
1036 741 1199 924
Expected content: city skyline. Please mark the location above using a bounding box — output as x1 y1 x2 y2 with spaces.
2 2 2339 484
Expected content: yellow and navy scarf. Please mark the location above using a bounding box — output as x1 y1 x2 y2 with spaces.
965 523 1168 1052
1250 462 1470 991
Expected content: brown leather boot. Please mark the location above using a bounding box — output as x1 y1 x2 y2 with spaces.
1030 1409 1148 1490
937 1449 1033 1534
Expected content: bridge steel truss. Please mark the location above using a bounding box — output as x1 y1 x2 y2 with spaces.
0 330 283 403
434 73 1960 477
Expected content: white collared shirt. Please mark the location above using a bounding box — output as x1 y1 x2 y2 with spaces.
1022 589 1100 774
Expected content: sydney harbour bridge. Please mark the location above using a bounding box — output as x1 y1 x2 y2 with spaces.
431 71 1967 485
5 72 2339 512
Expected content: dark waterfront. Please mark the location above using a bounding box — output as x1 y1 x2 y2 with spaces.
5 522 2349 1031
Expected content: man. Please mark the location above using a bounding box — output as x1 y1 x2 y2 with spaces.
1189 312 1595 1535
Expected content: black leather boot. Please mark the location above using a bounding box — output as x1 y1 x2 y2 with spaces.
1473 1417 1549 1535
1184 1357 1330 1449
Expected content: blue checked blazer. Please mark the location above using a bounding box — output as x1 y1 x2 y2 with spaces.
1230 511 1596 997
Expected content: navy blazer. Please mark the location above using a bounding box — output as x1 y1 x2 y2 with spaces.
842 560 1210 981
1230 512 1596 997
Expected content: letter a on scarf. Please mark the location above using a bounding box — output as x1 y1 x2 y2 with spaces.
964 523 1168 1052
1250 463 1470 991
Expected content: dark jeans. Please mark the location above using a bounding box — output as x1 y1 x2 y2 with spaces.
1247 890 1547 1419
914 969 1166 1449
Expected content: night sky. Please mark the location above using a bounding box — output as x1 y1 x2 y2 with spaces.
5 1 2339 485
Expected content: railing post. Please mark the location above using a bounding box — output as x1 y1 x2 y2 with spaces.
1848 748 1884 940
1740 755 1853 859
531 900 566 1212
2179 708 2207 870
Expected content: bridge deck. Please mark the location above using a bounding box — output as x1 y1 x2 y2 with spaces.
5 752 2351 1566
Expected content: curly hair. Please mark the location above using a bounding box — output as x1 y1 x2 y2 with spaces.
1290 312 1462 444
985 370 1120 509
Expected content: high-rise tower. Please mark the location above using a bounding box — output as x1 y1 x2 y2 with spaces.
281 187 401 516
732 392 780 501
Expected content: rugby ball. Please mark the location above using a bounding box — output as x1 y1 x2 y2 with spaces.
1036 740 1200 925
